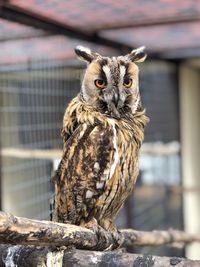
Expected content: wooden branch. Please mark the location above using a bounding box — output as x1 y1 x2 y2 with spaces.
141 141 180 155
1 142 180 160
122 229 200 247
0 211 200 251
0 245 200 267
1 148 62 160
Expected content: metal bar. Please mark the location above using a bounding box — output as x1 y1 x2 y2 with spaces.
0 3 133 52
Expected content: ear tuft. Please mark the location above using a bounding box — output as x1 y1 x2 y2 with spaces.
75 46 97 63
128 46 147 63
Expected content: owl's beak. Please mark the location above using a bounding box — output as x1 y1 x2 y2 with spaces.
112 92 119 107
104 89 120 119
103 88 118 106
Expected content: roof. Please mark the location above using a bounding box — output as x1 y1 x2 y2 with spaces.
0 0 200 64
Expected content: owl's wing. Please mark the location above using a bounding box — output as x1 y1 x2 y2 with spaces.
55 121 118 224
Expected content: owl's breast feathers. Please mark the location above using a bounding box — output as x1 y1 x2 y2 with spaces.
53 96 149 227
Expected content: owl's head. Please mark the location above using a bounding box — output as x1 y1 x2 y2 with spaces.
75 46 147 118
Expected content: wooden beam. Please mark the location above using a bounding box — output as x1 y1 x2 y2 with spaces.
0 32 51 42
158 47 200 59
0 245 200 267
1 148 62 160
1 142 180 160
0 211 200 249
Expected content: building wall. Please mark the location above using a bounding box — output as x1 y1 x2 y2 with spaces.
179 60 200 260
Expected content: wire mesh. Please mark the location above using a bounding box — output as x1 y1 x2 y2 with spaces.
0 59 183 257
0 60 82 219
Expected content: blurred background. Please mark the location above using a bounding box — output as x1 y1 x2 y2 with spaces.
0 0 200 260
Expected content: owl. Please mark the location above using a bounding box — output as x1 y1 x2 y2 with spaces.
52 46 149 232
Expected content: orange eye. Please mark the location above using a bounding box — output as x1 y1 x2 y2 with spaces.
95 79 106 89
123 79 132 88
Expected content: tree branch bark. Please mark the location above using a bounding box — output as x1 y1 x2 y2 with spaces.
0 211 200 251
0 245 200 267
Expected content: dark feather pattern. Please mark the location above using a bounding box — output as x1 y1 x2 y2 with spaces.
52 96 148 230
52 46 148 230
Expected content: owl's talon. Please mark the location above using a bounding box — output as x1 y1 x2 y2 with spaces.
84 223 112 250
111 230 124 249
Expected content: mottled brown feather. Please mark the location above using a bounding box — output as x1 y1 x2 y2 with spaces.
53 96 148 230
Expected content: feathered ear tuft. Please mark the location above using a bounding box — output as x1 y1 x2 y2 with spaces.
74 46 99 63
128 46 147 63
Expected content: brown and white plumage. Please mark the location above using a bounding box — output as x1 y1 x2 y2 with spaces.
52 46 149 231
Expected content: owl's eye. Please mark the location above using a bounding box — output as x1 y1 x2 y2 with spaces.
95 79 106 89
123 79 132 88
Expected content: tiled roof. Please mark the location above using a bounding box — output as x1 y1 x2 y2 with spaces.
0 0 200 64
10 0 200 30
101 21 200 52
